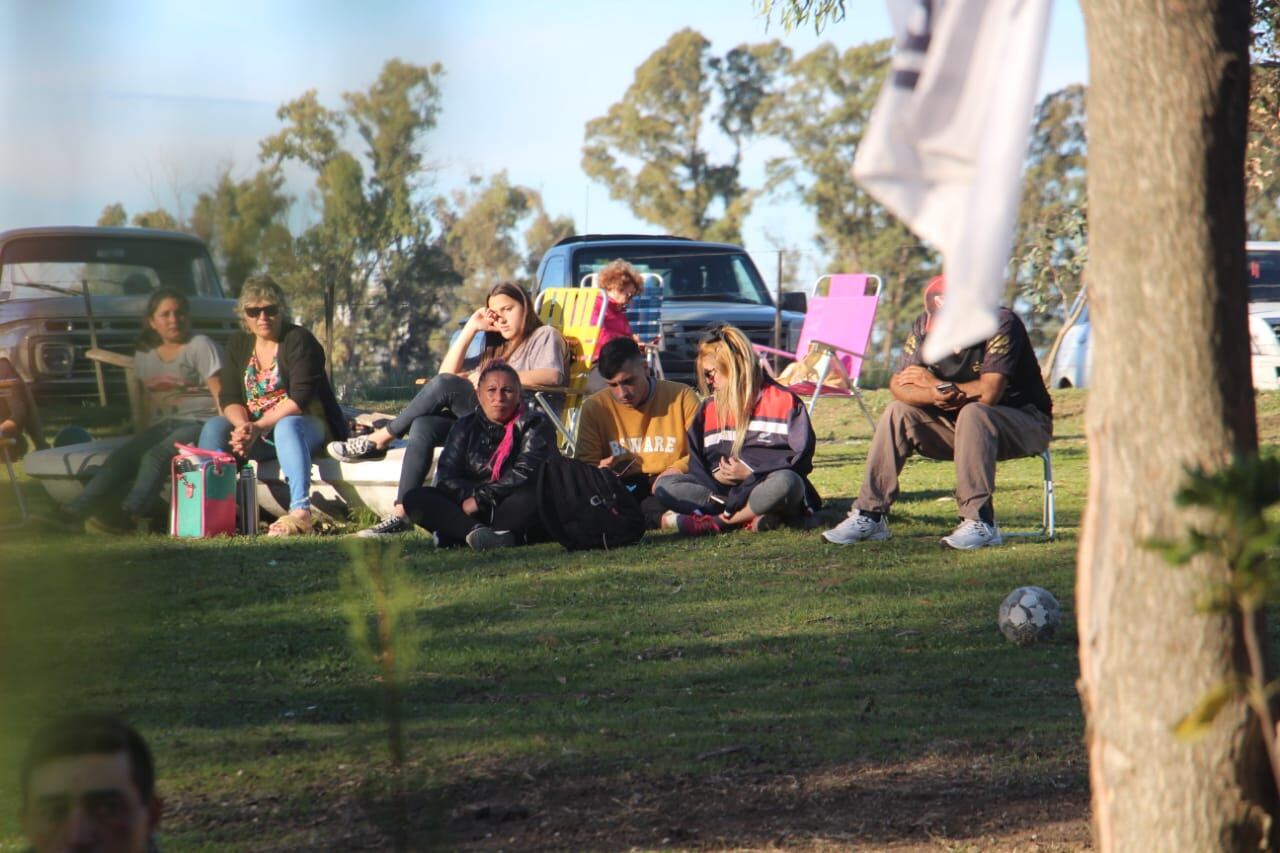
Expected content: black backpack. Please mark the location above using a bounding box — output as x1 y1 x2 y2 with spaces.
537 453 646 551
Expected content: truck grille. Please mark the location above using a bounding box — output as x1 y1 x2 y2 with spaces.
658 320 789 383
28 318 237 402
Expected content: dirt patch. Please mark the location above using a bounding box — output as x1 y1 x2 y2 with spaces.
443 753 1090 851
163 745 1091 851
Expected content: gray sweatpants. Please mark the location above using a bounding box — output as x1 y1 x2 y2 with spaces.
856 401 1052 522
655 469 808 518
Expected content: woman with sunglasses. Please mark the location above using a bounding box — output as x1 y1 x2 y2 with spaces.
196 275 347 536
655 324 821 535
61 288 225 532
329 281 566 538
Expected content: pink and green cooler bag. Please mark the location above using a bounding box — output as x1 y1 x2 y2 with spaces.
170 443 237 538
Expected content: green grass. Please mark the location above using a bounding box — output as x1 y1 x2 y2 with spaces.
0 389 1130 849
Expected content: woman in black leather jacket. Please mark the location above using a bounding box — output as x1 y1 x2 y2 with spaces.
402 362 557 550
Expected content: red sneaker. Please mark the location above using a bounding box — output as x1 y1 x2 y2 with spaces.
675 512 727 537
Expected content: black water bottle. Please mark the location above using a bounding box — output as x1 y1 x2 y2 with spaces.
237 465 259 535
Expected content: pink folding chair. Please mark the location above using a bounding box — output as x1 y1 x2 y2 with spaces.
753 274 882 432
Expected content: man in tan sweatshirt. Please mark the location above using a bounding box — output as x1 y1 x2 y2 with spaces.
575 337 700 527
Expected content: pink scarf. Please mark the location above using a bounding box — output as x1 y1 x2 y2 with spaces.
487 403 525 481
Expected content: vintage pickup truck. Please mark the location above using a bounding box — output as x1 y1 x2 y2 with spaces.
0 226 238 401
533 234 807 384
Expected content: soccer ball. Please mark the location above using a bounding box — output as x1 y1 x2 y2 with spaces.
998 586 1061 646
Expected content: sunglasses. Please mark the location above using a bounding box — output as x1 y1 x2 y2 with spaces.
244 304 280 319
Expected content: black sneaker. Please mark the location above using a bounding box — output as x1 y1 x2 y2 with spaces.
355 514 413 538
84 515 133 535
465 526 516 551
327 436 386 462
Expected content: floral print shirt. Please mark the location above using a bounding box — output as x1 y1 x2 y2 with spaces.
244 352 287 421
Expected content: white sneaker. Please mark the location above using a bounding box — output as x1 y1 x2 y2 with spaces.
941 519 1003 550
822 510 890 544
355 514 413 538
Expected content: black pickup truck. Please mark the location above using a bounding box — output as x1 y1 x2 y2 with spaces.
533 234 806 383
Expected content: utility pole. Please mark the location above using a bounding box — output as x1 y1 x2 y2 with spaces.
773 251 784 357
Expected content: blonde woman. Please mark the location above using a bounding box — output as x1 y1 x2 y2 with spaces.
655 324 820 535
197 275 347 536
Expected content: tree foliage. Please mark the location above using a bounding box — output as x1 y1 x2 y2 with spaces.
764 38 939 366
129 208 180 231
432 172 575 337
754 0 845 33
94 57 578 387
96 203 127 227
1250 2 1280 237
260 60 457 380
582 29 789 243
188 166 294 296
757 33 1084 367
437 172 548 291
1010 85 1088 349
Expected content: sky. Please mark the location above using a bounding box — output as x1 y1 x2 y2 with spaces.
0 0 1087 289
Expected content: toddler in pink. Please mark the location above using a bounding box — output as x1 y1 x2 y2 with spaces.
592 259 644 349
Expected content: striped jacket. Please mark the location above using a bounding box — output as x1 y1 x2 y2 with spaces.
685 377 820 514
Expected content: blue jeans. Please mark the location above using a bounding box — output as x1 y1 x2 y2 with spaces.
387 373 477 504
198 415 326 511
66 418 203 518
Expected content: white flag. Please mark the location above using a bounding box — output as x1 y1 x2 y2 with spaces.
854 0 1052 364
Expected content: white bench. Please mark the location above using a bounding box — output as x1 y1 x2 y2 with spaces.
24 438 435 522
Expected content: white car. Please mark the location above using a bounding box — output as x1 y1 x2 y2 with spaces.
1048 301 1091 390
1049 241 1280 390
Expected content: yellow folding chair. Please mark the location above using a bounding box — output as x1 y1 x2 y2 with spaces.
581 271 666 377
529 286 606 452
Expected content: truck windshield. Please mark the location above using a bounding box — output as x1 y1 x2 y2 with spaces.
574 247 772 305
1248 249 1280 302
0 236 223 301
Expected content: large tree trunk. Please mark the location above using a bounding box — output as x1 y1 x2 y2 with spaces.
1077 1 1273 848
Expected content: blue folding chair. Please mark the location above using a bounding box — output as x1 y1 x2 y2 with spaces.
580 272 666 377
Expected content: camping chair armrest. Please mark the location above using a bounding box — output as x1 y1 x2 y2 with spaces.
85 349 145 431
751 343 794 360
528 388 578 454
85 348 136 371
808 339 869 361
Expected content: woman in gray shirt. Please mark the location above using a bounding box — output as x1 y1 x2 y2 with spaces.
63 289 223 532
329 281 567 537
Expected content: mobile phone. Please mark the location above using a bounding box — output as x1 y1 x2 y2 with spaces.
935 382 957 393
